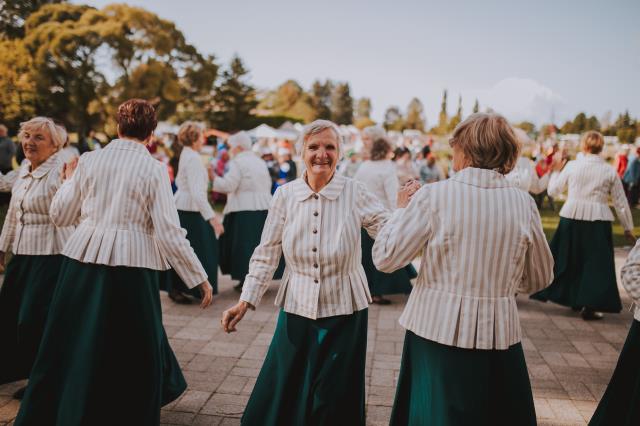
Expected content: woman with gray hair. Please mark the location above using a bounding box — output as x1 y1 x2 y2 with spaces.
211 131 281 292
0 117 75 399
221 120 417 425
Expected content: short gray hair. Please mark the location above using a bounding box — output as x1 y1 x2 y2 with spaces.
296 119 342 154
18 117 67 150
362 125 386 140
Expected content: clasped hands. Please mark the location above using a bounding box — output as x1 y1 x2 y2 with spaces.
397 179 422 208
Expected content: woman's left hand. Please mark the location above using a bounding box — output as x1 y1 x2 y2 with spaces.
62 157 79 180
397 180 421 208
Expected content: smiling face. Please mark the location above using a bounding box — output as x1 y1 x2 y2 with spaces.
21 127 57 168
303 128 339 179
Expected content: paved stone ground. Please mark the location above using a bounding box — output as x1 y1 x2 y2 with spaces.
0 248 636 426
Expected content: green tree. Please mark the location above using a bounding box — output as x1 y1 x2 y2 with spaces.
515 121 536 134
0 38 37 131
209 55 257 131
330 82 353 125
404 98 425 132
448 95 462 131
436 89 449 134
310 80 332 120
472 98 479 114
355 97 372 120
585 115 600 131
0 0 63 39
615 111 637 144
257 80 315 122
384 106 404 131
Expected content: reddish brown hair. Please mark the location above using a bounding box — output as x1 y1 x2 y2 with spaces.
117 99 157 141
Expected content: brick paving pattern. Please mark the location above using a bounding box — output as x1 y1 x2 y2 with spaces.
0 248 636 425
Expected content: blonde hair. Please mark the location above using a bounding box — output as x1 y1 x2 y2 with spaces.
296 119 342 154
18 117 66 150
450 112 520 174
177 121 203 147
580 130 604 154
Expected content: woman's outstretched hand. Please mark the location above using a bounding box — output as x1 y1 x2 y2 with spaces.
221 301 252 333
397 180 421 208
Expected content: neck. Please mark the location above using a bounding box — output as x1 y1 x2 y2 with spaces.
306 171 333 193
119 135 147 145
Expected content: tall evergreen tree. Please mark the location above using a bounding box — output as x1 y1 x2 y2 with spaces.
384 106 404 131
404 98 426 132
310 80 332 120
472 98 479 114
448 95 463 131
330 82 353 125
210 55 257 131
355 97 372 120
437 89 449 133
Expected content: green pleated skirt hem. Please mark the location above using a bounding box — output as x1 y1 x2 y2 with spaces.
164 210 219 297
390 331 536 426
530 218 621 312
0 254 63 384
589 320 640 426
219 210 284 281
361 230 414 296
242 309 368 426
15 257 186 426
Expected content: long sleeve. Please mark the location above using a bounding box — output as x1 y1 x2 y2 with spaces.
0 197 18 252
183 155 215 221
519 198 554 293
240 188 286 308
212 161 242 194
546 166 570 198
358 182 390 239
149 164 207 288
0 170 18 192
611 175 633 231
529 171 550 195
372 185 433 273
382 172 398 210
620 240 640 307
50 162 83 227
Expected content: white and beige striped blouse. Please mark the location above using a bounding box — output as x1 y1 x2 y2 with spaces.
373 167 554 350
353 160 398 210
0 151 74 255
0 169 18 192
620 240 640 321
548 154 633 231
174 146 215 220
49 139 207 288
505 157 549 194
240 173 389 319
212 151 272 214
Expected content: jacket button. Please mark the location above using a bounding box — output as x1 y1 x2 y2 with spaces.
313 263 318 268
313 229 317 234
313 194 319 200
314 279 319 283
313 211 318 217
312 247 317 252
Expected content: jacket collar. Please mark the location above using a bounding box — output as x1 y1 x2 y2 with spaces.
578 153 604 163
450 167 511 189
106 138 151 155
20 150 62 179
292 172 347 201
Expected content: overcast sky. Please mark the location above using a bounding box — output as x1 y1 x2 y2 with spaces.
80 0 640 125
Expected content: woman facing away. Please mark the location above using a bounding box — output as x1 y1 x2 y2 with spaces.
531 131 635 320
15 99 213 426
221 119 418 426
0 118 74 399
373 112 554 425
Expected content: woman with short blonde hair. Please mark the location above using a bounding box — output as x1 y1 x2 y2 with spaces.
0 117 73 398
531 130 634 320
374 112 553 425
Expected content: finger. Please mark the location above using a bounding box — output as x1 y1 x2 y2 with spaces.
221 311 232 332
228 310 244 331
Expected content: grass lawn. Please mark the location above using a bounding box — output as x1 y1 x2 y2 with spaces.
539 200 640 248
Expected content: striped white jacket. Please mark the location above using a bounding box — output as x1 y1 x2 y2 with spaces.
373 167 554 350
548 154 633 231
240 173 389 319
174 146 215 220
49 139 207 288
0 151 75 255
620 240 640 321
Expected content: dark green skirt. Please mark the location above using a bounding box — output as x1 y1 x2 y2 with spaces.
165 210 219 297
219 210 284 282
361 229 414 297
15 257 186 426
589 320 640 426
0 254 63 384
242 309 368 426
530 218 622 312
390 331 536 426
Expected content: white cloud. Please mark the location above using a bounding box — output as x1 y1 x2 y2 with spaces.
465 77 569 125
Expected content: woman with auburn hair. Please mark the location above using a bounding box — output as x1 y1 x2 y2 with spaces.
15 99 214 426
0 117 73 399
166 121 224 304
373 113 554 425
354 137 415 305
531 130 635 320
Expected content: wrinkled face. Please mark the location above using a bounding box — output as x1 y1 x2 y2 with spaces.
303 129 339 178
22 128 57 167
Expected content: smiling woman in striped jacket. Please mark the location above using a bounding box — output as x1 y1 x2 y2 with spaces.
373 113 554 426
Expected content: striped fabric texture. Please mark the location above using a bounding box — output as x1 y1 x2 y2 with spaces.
174 146 215 220
49 139 207 289
0 169 18 192
240 173 389 319
0 151 74 255
505 156 549 194
548 153 633 231
373 167 554 350
353 160 398 210
620 240 640 321
212 151 272 214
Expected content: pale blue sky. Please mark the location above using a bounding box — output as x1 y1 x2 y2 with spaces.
80 0 640 125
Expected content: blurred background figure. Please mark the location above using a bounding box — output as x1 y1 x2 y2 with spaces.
419 153 444 184
394 147 419 185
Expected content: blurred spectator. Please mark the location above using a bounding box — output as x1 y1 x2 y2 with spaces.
393 147 418 185
623 147 640 207
276 147 297 187
419 154 444 184
0 124 15 174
